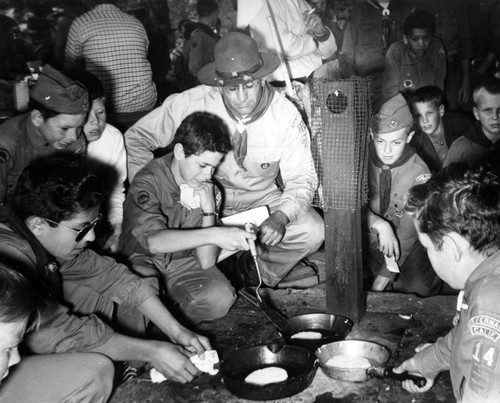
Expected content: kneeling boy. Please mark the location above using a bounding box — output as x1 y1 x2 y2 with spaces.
120 112 256 324
395 162 500 402
365 93 440 296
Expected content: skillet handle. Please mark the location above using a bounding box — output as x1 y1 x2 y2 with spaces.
384 367 427 387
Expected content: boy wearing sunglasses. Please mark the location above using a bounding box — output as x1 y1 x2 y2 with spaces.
0 153 212 400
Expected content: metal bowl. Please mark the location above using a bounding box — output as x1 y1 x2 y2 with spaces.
315 340 390 382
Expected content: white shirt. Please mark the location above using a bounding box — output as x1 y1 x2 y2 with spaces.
87 123 127 227
237 0 336 80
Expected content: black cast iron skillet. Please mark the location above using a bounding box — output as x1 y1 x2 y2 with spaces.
239 288 353 350
284 313 354 351
220 343 317 401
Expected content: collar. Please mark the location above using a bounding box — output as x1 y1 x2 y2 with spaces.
465 121 497 147
464 249 500 297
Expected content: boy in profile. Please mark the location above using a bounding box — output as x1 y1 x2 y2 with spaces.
382 10 446 102
408 85 474 173
395 163 500 402
365 93 440 296
120 112 256 324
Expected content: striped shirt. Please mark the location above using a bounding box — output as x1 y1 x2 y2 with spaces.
64 4 157 114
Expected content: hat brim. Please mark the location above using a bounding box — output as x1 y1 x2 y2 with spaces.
197 52 281 86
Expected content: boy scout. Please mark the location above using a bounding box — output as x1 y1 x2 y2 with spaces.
395 162 500 402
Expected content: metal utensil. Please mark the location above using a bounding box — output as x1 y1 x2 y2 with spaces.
245 222 262 302
239 288 292 335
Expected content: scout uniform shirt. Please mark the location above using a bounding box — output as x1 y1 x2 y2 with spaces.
368 152 431 267
0 112 86 203
415 249 500 402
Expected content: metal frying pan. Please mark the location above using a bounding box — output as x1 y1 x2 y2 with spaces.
316 340 426 386
239 289 353 350
220 343 317 401
283 313 353 351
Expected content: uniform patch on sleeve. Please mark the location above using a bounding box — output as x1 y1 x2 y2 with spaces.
297 120 307 133
469 361 493 398
470 315 500 342
472 341 498 368
137 190 151 205
469 341 498 398
0 148 11 163
415 174 431 183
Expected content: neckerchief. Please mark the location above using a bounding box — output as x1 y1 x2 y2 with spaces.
369 141 415 216
366 0 391 50
222 81 275 170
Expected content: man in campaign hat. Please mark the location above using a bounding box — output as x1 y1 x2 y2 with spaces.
122 32 324 322
0 64 89 202
365 93 441 296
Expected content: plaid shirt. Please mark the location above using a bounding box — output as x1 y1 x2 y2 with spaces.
64 4 157 114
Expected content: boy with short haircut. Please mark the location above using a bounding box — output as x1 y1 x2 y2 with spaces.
382 10 446 102
365 93 437 295
443 76 500 167
395 162 500 402
0 153 211 396
408 85 474 173
120 112 256 324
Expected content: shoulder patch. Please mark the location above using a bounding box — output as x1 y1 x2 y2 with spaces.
0 148 10 163
137 190 150 205
415 174 431 183
470 341 498 397
470 315 500 342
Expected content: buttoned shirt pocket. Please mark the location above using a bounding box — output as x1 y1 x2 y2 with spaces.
243 147 281 178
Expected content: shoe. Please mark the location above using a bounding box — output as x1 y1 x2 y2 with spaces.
218 251 262 289
276 258 321 289
114 361 145 386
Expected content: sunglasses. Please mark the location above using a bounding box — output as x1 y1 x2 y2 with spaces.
45 213 102 242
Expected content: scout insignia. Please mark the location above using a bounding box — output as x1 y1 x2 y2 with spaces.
469 315 500 342
82 97 89 111
0 148 11 163
137 190 150 205
416 174 431 183
261 163 270 170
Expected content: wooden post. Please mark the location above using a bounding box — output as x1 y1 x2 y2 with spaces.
325 209 365 323
309 78 371 324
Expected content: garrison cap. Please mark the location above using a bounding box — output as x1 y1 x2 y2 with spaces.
30 65 89 115
371 94 413 134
